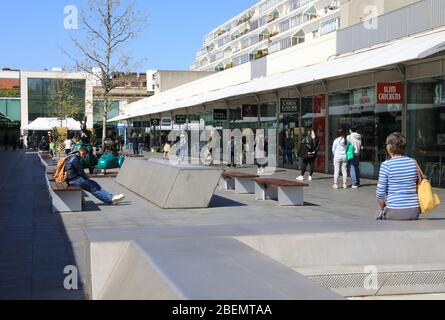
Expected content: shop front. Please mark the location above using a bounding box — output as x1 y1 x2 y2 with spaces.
328 86 402 178
407 76 445 187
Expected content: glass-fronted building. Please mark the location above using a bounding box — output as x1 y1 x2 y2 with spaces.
27 78 86 122
20 71 94 132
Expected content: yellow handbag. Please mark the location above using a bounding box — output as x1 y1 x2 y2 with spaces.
416 163 441 214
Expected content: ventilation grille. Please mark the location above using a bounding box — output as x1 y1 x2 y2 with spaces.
309 271 445 295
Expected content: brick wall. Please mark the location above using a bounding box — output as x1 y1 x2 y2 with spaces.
0 78 20 90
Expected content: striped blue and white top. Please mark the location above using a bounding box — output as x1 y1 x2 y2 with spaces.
376 157 420 209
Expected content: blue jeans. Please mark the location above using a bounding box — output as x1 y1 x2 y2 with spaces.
348 155 361 186
69 177 114 205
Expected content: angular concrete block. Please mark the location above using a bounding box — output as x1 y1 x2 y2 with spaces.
117 159 223 209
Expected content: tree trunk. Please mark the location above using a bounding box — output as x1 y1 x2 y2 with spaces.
102 94 108 150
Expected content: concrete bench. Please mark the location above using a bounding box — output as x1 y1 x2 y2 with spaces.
253 178 308 206
220 172 259 194
46 177 82 213
125 154 145 158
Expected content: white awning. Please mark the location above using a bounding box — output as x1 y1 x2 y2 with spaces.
0 112 13 123
22 118 82 131
109 30 445 122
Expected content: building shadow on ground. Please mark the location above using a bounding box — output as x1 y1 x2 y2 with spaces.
210 195 248 208
304 202 321 207
0 152 86 300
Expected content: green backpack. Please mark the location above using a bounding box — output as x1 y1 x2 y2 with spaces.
347 143 354 161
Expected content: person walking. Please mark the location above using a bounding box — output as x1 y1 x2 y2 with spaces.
296 129 320 181
132 133 139 155
376 132 420 221
348 127 362 188
227 136 237 168
178 131 188 164
11 135 18 151
49 140 56 158
332 129 349 189
19 135 24 149
256 133 268 175
65 147 126 205
3 134 9 151
64 137 73 156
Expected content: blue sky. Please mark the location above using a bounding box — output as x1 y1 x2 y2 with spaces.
0 0 258 72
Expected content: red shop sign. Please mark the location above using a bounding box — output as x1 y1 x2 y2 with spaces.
377 83 404 104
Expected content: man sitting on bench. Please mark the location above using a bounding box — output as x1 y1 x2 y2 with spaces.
65 147 125 205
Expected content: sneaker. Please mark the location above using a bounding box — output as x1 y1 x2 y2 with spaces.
352 185 359 189
333 184 338 189
112 194 126 205
308 176 313 181
343 184 348 189
296 176 304 181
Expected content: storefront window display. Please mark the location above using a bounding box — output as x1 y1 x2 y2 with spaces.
329 87 402 178
279 99 300 169
302 95 326 172
407 77 445 187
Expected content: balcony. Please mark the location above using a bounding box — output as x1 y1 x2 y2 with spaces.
289 0 314 12
253 49 269 60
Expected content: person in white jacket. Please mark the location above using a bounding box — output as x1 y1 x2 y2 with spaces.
348 127 363 188
332 129 349 189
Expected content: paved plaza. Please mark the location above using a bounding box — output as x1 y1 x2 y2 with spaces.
0 150 444 299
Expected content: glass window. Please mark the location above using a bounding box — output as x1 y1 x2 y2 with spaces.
28 78 43 99
407 77 445 187
0 99 6 115
28 78 86 121
6 99 21 121
94 100 120 124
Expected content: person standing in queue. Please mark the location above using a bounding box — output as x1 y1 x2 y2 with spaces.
296 128 320 181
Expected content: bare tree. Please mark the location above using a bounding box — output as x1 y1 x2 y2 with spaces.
47 78 84 125
64 0 147 147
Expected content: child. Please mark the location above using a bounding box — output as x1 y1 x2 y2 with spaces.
163 141 171 160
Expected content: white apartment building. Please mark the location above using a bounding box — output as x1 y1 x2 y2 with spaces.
191 0 341 72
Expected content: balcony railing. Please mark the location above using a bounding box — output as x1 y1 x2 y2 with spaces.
336 0 445 55
289 0 314 12
320 17 340 36
259 0 286 14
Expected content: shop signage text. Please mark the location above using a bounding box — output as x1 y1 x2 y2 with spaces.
377 83 404 104
242 105 258 118
280 99 299 113
175 115 187 124
213 109 228 121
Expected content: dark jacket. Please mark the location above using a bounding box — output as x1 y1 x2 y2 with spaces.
65 154 87 182
297 137 320 159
